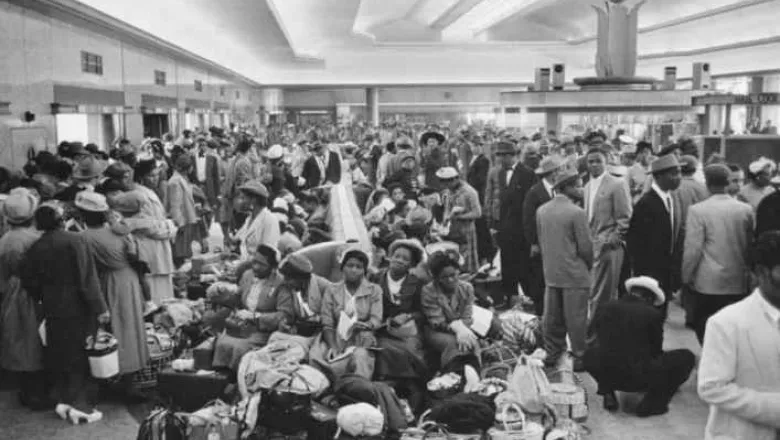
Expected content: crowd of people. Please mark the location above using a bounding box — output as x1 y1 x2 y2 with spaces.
0 120 779 439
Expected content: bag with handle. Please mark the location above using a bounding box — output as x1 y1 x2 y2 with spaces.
509 353 551 414
186 399 241 440
85 328 119 379
136 407 188 440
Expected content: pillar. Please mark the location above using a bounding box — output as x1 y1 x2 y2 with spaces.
261 88 283 126
545 110 560 134
366 87 379 127
724 104 733 135
749 76 764 126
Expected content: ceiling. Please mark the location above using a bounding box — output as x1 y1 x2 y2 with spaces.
76 0 780 86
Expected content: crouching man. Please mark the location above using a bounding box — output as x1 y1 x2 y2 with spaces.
584 276 695 417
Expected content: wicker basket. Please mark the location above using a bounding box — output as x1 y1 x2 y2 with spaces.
478 342 519 369
547 383 588 423
481 363 513 381
131 330 175 389
487 405 545 440
403 410 486 440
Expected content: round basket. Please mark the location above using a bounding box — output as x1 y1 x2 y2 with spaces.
488 403 545 440
547 383 588 423
478 342 519 368
481 363 513 381
427 374 463 400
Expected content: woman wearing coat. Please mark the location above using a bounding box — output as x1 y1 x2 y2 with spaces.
166 155 201 267
76 191 149 380
212 244 289 371
0 188 46 409
232 180 281 260
312 247 382 380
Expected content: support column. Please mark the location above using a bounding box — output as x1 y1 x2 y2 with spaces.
724 104 733 135
545 110 560 134
366 87 379 127
261 88 283 126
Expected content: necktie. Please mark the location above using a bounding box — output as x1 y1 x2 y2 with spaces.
665 195 674 246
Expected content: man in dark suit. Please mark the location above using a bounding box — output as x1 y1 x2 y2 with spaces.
302 142 342 189
627 154 683 319
522 155 564 316
484 141 537 306
585 276 695 417
466 137 492 265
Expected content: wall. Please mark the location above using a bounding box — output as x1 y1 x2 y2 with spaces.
0 1 259 169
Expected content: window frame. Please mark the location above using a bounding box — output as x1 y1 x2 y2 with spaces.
154 70 167 86
80 51 103 75
194 80 203 92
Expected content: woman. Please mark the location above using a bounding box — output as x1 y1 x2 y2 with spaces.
438 167 482 274
233 180 281 260
212 244 289 371
166 155 201 267
313 247 382 380
421 252 481 374
267 253 332 352
371 239 428 413
0 189 46 409
738 157 776 210
76 191 149 380
21 201 109 424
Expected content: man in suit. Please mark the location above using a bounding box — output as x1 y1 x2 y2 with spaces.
537 169 592 370
302 142 341 189
485 141 536 307
583 148 632 336
522 155 564 316
585 276 695 417
466 137 492 265
682 164 753 344
627 154 682 319
191 139 221 228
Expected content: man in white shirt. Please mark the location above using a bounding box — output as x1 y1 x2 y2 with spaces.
698 231 780 440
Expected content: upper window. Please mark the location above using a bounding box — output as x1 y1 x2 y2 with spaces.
235 91 241 100
81 51 103 75
220 86 225 97
194 80 203 92
154 70 166 86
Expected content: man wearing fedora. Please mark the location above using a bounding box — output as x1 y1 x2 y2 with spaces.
627 154 683 319
466 137 493 266
301 141 341 189
584 276 695 417
537 169 593 371
522 155 564 316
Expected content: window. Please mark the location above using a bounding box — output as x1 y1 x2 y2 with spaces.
81 51 103 75
194 80 203 92
154 70 166 86
235 91 241 100
219 86 225 97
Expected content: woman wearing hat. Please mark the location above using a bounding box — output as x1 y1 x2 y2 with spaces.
419 131 450 192
370 239 429 413
0 189 48 409
166 155 201 266
76 191 150 385
312 247 382 380
438 166 482 274
213 244 289 370
233 180 281 260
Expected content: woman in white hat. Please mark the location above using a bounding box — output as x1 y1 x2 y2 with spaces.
437 166 482 274
738 157 776 211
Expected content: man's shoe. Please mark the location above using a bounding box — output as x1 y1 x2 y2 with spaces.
603 392 619 412
636 401 669 418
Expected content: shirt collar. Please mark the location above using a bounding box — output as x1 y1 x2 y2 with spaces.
590 172 605 187
756 288 780 327
542 178 554 195
651 182 670 200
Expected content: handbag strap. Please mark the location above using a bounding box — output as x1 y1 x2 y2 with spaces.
500 402 526 432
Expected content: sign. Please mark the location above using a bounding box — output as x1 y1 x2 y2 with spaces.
693 93 780 106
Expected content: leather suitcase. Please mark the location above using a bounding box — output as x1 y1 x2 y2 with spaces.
157 368 231 412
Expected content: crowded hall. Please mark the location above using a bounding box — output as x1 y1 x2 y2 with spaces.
2 0 780 439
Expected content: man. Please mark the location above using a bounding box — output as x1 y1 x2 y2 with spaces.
485 141 537 306
698 231 780 440
627 154 682 319
585 276 695 417
726 163 745 198
682 164 753 344
301 142 341 189
466 138 492 266
537 169 592 370
583 148 632 332
522 155 563 315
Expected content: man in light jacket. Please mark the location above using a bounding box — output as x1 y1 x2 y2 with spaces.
698 231 780 440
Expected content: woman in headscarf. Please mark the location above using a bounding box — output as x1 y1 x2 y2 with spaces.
232 180 280 260
166 155 201 267
76 191 149 384
738 157 776 210
0 189 47 409
312 247 382 380
370 239 428 414
212 244 289 371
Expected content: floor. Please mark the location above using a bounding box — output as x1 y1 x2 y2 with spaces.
0 301 709 440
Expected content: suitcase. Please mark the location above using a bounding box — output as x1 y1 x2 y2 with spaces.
157 368 231 412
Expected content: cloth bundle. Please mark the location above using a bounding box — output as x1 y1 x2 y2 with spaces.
336 403 385 437
427 393 495 434
238 342 326 398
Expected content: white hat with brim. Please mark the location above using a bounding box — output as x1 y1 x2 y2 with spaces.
267 144 284 160
619 134 636 145
436 167 459 180
75 190 109 213
625 276 665 306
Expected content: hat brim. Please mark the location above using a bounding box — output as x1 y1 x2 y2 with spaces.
238 185 269 199
388 239 426 265
420 132 446 146
625 277 665 306
553 174 579 190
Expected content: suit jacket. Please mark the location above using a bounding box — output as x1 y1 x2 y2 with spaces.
302 151 342 189
584 173 632 259
370 269 425 323
165 172 199 227
755 191 780 238
698 291 780 440
495 162 537 241
483 166 506 227
21 230 106 319
627 190 680 291
203 154 221 207
536 195 593 288
585 296 663 380
522 180 553 246
466 154 490 203
682 195 753 295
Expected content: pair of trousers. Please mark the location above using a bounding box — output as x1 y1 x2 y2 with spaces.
526 255 546 316
693 291 745 344
543 286 589 364
587 247 624 346
499 236 530 301
588 349 695 409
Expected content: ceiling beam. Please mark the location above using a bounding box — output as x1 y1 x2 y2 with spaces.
266 0 325 61
430 0 485 30
441 0 551 41
639 35 780 60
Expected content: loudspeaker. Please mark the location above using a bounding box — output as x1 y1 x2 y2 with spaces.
692 62 711 90
535 68 551 91
552 64 565 90
663 67 677 90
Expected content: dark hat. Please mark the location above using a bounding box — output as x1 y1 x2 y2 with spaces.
552 169 580 190
650 154 680 174
238 180 269 199
420 131 446 146
73 156 107 180
104 161 133 180
494 141 515 156
658 143 681 157
174 154 193 171
134 157 157 178
279 253 314 278
679 155 699 173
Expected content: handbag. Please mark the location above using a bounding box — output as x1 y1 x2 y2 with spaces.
257 370 315 434
85 329 119 379
509 355 551 415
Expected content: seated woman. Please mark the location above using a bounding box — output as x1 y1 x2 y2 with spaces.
312 247 382 380
370 239 429 414
267 253 333 352
212 244 290 371
422 252 495 375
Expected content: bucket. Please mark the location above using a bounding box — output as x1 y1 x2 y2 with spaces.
85 330 119 379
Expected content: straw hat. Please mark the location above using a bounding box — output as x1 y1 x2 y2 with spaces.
2 187 39 225
625 276 665 306
75 191 109 212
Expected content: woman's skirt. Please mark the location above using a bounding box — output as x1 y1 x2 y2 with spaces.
374 332 428 380
423 327 475 371
147 273 174 304
213 331 270 371
0 279 44 372
172 223 200 261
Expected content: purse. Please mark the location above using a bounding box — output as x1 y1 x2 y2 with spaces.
256 371 315 434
